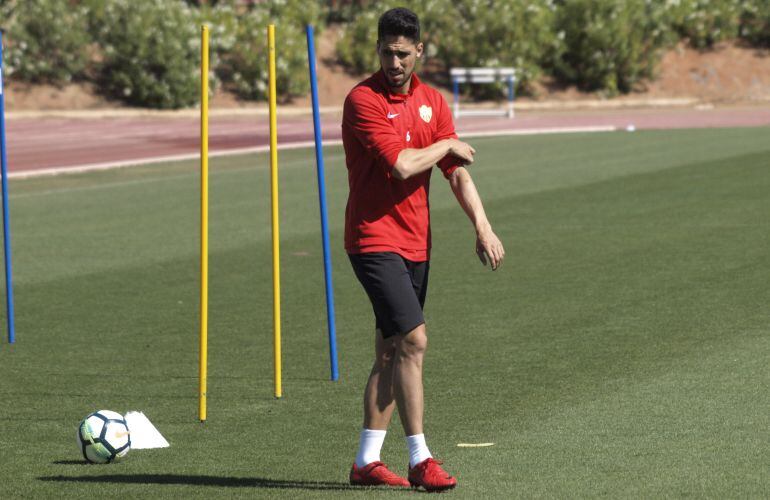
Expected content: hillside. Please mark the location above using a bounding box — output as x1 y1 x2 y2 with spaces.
4 27 770 112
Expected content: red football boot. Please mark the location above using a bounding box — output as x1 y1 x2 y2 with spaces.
408 458 457 492
349 461 410 487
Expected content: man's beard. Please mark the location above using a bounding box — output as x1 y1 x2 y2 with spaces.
385 68 412 90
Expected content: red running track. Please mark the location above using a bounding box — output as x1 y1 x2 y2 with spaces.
4 105 769 175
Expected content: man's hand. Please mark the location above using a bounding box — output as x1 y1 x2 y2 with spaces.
447 166 503 271
475 226 505 270
447 139 476 165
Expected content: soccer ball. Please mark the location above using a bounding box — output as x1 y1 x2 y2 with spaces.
77 410 131 463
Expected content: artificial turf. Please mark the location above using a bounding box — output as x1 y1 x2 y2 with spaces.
0 127 768 498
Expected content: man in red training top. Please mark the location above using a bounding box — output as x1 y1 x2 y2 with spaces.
343 7 505 492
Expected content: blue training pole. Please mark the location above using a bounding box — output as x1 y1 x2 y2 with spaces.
306 25 339 381
0 32 16 344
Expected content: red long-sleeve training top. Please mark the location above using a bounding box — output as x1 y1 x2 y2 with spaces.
342 70 460 262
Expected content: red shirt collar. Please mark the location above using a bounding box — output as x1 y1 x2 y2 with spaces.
375 69 421 102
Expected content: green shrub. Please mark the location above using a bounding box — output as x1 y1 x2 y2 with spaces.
0 0 91 84
91 0 200 109
740 0 770 47
428 0 557 96
335 1 453 75
196 2 239 95
335 7 382 75
218 5 270 100
551 0 670 95
665 0 742 49
326 0 368 23
336 1 557 96
220 0 324 101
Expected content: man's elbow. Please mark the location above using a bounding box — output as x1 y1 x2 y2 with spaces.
449 166 468 188
391 160 412 180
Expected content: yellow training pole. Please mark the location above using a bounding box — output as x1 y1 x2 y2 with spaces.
199 25 210 422
268 24 282 399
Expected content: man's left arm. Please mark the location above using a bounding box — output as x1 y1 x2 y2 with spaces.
448 167 505 270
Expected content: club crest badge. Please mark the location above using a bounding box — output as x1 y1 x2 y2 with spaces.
419 105 432 123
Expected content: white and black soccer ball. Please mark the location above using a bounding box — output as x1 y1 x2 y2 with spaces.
77 410 131 463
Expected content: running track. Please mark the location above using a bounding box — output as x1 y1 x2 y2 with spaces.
4 105 769 177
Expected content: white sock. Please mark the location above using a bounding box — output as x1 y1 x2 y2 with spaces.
355 429 387 468
406 433 432 468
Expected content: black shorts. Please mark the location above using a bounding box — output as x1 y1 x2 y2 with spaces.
348 252 429 338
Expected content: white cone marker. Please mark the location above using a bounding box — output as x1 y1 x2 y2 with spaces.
124 411 170 449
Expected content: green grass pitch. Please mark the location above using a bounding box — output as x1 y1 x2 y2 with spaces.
0 127 768 498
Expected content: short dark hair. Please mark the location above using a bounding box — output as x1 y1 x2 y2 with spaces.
378 8 420 42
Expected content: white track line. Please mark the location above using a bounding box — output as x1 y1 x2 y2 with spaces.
8 125 617 180
461 125 617 139
8 141 331 180
10 153 346 200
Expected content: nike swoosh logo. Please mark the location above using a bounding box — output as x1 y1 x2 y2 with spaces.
387 113 399 119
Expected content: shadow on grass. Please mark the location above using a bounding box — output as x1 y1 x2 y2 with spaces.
38 474 366 491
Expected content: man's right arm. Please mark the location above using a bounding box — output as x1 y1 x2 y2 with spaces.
344 89 475 180
392 139 475 180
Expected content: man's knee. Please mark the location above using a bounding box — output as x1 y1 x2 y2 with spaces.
397 323 427 360
376 346 396 367
375 329 396 368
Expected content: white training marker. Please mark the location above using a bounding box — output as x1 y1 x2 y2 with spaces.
124 411 170 449
457 443 495 447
